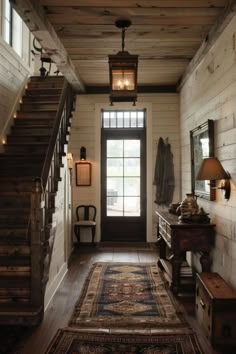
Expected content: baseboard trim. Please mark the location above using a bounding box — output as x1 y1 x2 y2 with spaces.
44 262 68 311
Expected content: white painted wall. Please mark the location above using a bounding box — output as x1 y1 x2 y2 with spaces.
180 14 236 288
69 93 180 243
0 37 33 137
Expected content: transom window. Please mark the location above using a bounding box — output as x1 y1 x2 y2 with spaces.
102 110 145 129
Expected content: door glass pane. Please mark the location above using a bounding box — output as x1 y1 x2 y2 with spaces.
107 158 123 176
107 140 123 157
124 158 140 176
124 177 140 196
124 140 140 157
107 177 123 196
124 197 140 216
107 197 123 216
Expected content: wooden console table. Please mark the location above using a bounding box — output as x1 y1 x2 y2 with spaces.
156 210 215 294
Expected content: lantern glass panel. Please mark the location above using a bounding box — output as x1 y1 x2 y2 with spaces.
111 69 135 91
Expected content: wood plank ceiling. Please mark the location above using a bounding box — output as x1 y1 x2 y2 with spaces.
11 0 235 93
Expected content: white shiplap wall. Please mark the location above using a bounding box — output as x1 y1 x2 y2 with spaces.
69 93 180 243
180 14 236 288
0 38 33 134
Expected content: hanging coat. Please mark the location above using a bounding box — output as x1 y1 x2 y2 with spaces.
153 138 175 206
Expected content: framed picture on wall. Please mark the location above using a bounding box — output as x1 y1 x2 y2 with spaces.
75 162 92 186
190 120 215 201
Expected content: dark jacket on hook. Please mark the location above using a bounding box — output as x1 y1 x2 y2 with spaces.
153 137 175 205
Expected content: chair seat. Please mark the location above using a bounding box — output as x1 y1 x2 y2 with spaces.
74 221 96 226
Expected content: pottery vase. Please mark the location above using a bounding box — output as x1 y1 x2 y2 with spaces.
180 193 199 217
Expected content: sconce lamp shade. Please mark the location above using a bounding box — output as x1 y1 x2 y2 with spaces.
67 152 73 169
196 157 228 180
80 146 86 161
196 157 231 200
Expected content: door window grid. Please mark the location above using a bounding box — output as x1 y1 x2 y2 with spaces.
106 139 141 217
102 110 145 129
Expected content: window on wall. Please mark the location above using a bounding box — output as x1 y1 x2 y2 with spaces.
1 0 30 64
2 0 12 45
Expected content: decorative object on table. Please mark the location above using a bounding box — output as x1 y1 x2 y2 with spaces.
177 194 210 224
179 193 199 216
46 329 204 354
168 202 180 214
153 137 175 206
69 262 188 330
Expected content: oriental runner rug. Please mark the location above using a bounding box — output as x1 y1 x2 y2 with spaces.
46 328 203 354
69 262 189 331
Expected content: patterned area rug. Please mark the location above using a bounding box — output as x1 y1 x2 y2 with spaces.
96 242 158 251
46 328 203 354
69 262 188 330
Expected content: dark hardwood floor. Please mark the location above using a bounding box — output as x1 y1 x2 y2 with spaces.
5 243 235 353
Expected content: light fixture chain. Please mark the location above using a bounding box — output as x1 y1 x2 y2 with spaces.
122 28 126 52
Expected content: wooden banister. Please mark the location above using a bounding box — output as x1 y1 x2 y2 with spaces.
29 79 74 308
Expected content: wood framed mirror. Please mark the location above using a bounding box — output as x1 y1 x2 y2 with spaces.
75 162 92 186
190 120 215 201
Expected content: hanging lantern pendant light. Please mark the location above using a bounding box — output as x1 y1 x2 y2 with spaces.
109 19 138 105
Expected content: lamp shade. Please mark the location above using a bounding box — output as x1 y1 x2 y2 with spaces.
196 157 228 180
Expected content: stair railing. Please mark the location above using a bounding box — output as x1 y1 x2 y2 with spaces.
29 80 74 310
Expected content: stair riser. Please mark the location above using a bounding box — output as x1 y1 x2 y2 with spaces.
0 215 29 224
0 181 34 193
11 127 52 136
16 111 56 119
7 136 50 144
0 157 44 163
22 95 60 103
27 82 64 89
25 88 62 96
0 245 30 255
14 119 54 126
3 145 48 154
0 229 28 239
20 104 59 111
0 167 42 177
30 76 64 82
0 197 30 208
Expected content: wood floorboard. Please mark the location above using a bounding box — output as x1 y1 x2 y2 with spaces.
15 244 233 354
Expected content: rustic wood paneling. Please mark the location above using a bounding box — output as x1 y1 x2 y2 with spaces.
11 0 232 91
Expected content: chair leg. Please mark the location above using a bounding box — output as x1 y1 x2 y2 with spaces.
74 225 80 243
91 226 96 244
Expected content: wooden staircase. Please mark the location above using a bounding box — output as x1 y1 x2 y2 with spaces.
0 76 74 325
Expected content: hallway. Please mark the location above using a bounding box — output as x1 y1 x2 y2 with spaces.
13 244 231 353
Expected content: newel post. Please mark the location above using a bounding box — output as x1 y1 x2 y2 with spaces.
30 178 45 309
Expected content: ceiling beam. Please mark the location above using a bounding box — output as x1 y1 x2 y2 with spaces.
10 0 85 92
179 0 236 90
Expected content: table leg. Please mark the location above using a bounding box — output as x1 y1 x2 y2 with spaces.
171 255 183 294
200 252 211 272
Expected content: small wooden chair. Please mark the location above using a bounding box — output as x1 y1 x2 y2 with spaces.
74 205 96 244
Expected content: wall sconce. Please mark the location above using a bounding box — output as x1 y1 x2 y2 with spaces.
67 152 73 169
80 146 86 161
196 157 231 200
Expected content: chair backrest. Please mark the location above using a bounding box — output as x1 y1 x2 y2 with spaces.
76 205 96 222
